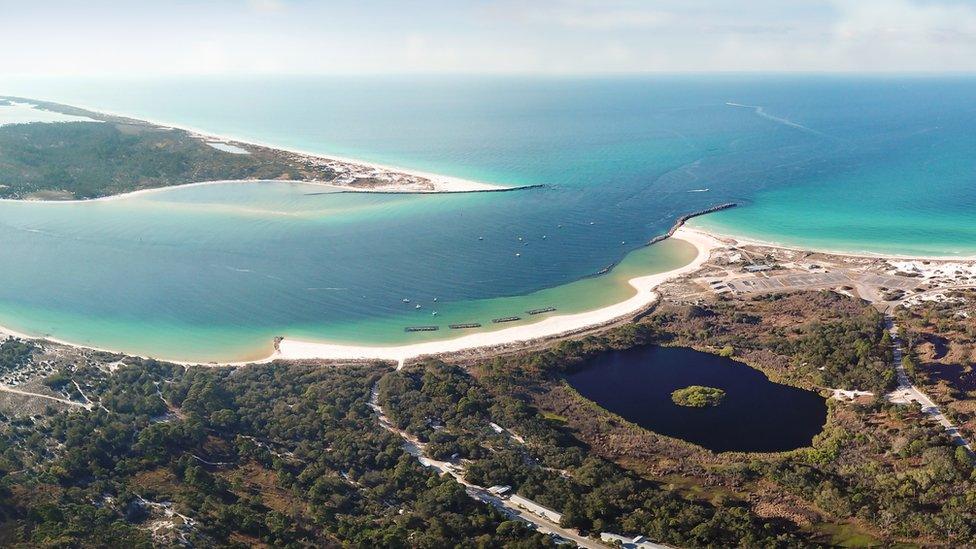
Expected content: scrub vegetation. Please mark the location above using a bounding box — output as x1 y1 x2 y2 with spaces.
1 290 974 547
670 385 725 407
0 110 335 200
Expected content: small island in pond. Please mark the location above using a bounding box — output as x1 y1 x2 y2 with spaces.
671 385 726 407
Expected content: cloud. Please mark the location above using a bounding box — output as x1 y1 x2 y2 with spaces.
821 0 976 70
498 0 671 30
554 9 670 30
248 0 286 13
5 0 976 75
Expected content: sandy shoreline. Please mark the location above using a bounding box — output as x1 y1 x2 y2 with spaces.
271 227 723 366
687 221 976 262
0 180 356 204
0 177 530 205
0 96 517 196
0 228 721 367
5 223 974 367
0 322 273 368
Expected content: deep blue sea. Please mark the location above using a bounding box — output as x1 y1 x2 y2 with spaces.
2 75 975 359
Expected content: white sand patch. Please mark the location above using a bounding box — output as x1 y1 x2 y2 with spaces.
206 141 250 155
0 101 99 126
831 388 874 401
688 222 976 261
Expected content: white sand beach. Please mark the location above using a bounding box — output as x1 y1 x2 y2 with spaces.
273 227 724 366
685 222 976 262
0 179 360 204
0 227 719 367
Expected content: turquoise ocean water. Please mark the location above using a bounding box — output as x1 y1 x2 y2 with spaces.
2 76 975 360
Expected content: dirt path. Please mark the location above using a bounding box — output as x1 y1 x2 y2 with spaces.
0 384 90 409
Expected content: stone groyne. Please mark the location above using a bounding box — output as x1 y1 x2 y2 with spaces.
647 202 737 246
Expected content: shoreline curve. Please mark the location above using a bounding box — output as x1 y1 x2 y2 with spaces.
686 220 976 261
0 95 527 197
0 227 721 367
271 227 723 367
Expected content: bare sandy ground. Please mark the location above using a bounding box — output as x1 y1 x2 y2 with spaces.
273 227 724 366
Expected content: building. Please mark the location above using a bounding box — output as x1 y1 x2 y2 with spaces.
487 485 511 495
744 263 774 273
509 494 562 523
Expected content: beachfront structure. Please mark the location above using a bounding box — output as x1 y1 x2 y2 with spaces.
509 494 562 523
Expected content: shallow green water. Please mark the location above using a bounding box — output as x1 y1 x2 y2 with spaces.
0 182 695 362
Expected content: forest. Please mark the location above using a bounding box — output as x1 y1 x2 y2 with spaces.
0 97 349 199
0 360 556 547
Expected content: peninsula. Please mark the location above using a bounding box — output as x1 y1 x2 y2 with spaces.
0 97 524 200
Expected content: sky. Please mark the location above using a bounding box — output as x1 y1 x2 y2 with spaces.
4 0 976 75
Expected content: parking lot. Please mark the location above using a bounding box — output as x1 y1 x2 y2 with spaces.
715 270 920 295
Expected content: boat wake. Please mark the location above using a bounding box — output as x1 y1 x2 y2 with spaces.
726 101 827 137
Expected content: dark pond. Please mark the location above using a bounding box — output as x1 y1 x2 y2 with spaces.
565 346 827 452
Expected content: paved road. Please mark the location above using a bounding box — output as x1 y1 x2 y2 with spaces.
367 383 610 548
884 317 973 452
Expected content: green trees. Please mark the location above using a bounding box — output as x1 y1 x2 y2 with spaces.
0 360 556 546
0 113 333 199
0 337 34 373
671 385 726 407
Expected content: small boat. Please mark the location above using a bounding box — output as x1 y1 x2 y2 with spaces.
590 221 595 225
478 236 484 240
415 304 422 309
542 235 547 239
432 311 438 316
515 253 521 257
621 241 626 245
402 298 410 303
517 236 523 241
433 297 438 302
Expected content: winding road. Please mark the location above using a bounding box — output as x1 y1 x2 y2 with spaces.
367 383 611 548
0 384 90 409
884 316 973 452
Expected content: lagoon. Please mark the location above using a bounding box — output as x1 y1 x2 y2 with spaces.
0 181 695 361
